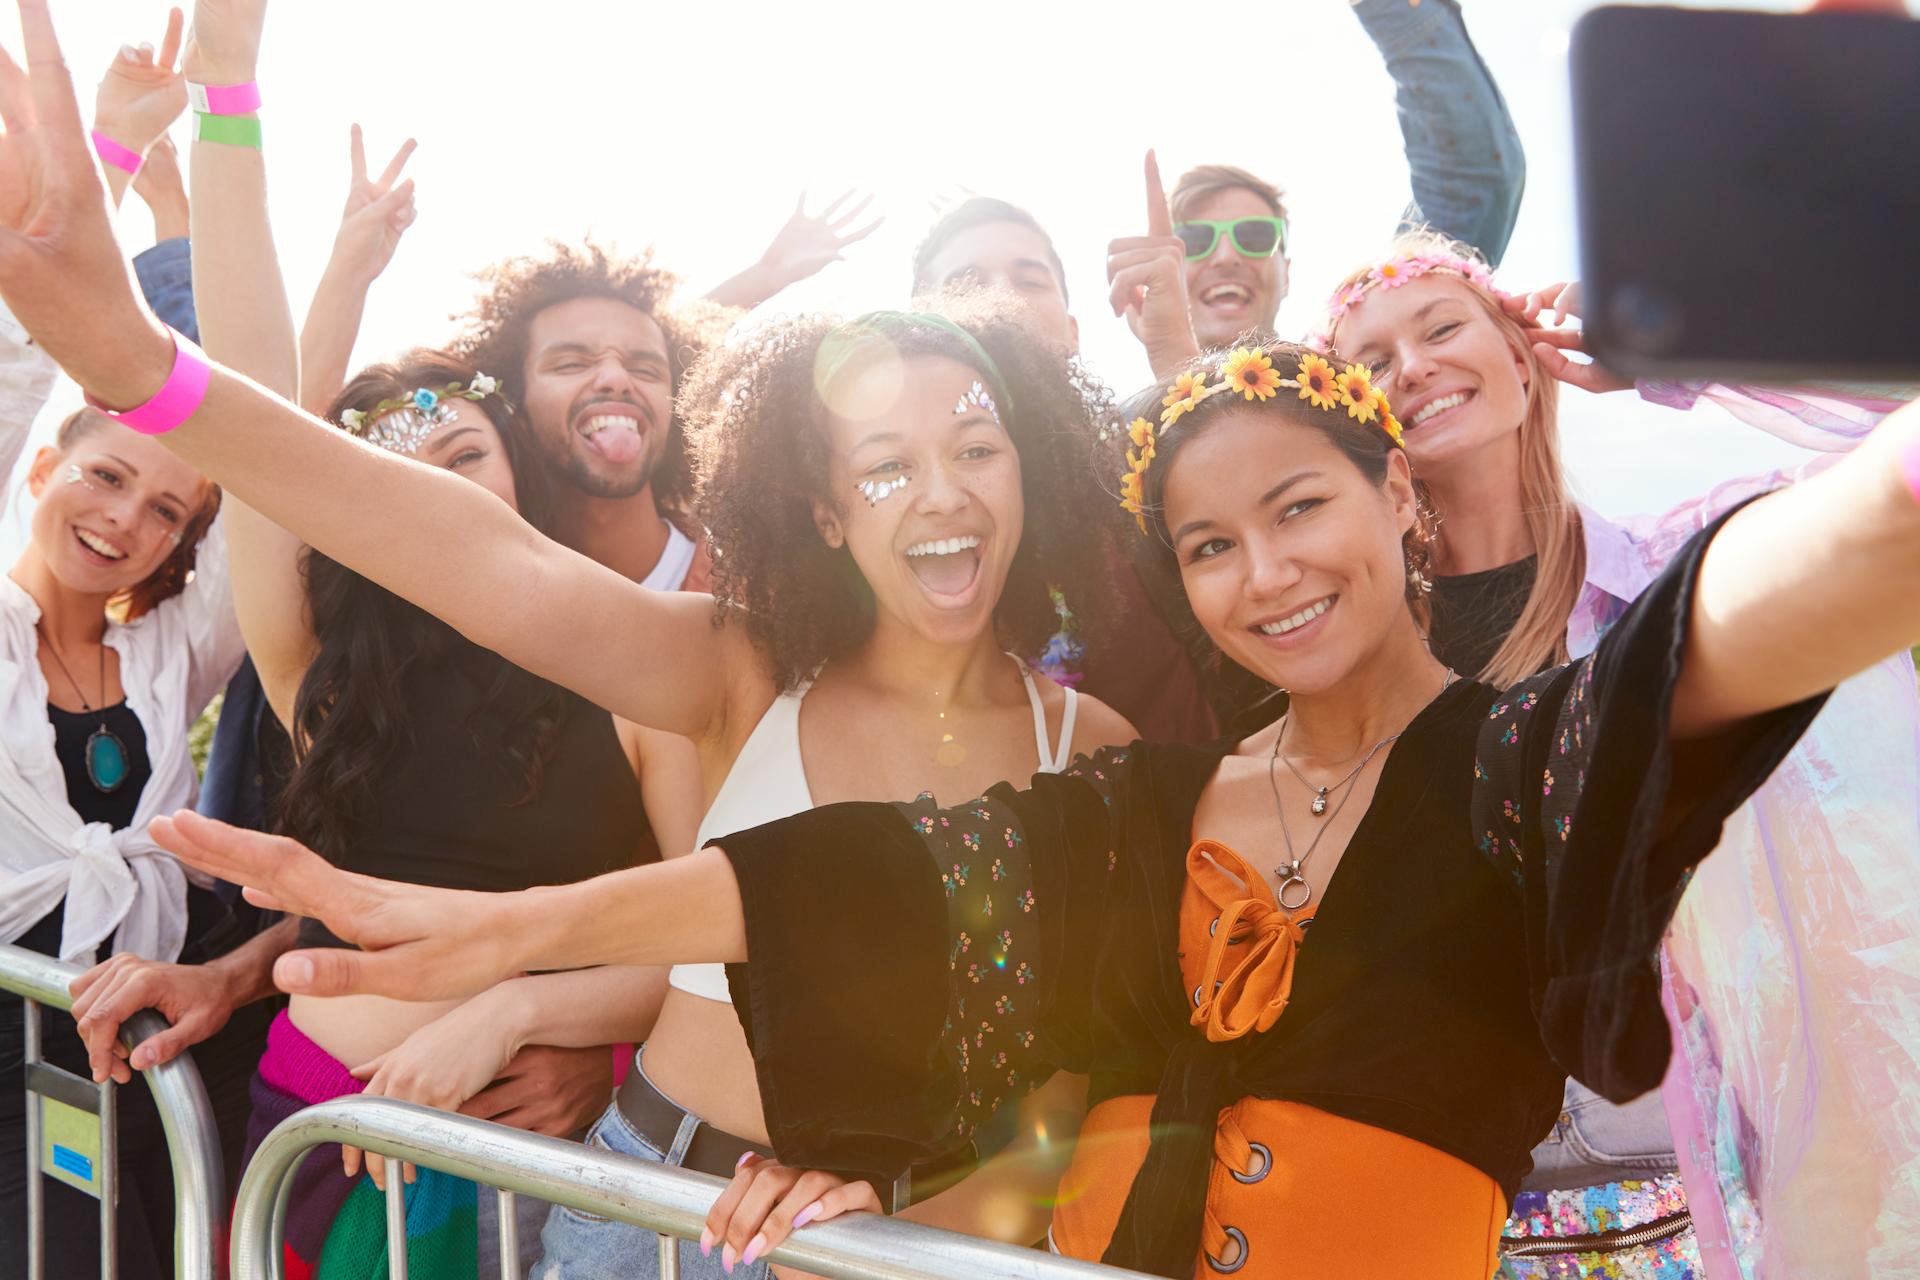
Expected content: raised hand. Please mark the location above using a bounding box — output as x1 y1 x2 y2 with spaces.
1500 281 1633 395
1106 149 1200 378
179 0 267 87
0 1 175 405
148 809 523 1001
706 189 883 310
92 6 184 156
326 124 416 285
759 189 881 287
131 133 188 238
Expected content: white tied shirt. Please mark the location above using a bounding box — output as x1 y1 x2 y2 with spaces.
0 306 246 964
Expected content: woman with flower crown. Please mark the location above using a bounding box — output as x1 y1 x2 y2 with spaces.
1323 232 1920 1278
138 312 1920 1279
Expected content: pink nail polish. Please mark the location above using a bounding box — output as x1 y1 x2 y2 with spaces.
736 1151 756 1169
699 1229 714 1256
741 1234 766 1267
792 1202 821 1229
721 1243 737 1274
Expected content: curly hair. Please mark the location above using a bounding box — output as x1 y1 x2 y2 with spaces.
452 240 733 517
682 297 1120 693
1119 338 1440 730
54 409 221 622
275 350 570 864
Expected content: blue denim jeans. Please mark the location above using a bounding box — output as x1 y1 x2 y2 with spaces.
531 1097 768 1280
1523 1080 1679 1190
131 237 199 340
1350 0 1527 265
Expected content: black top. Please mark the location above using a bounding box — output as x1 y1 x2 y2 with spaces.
47 700 152 831
1430 556 1538 679
297 641 656 948
712 509 1825 1278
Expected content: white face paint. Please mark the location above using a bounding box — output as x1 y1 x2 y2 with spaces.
856 474 911 506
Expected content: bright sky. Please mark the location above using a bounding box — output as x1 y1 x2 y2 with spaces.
4 0 1825 559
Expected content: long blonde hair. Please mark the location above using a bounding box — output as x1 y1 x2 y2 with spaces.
1328 232 1584 686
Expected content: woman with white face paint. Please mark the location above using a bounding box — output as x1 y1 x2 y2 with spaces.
1325 232 1920 1277
0 304 241 1276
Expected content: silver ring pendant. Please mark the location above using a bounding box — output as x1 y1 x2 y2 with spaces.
1207 1226 1250 1274
1278 875 1312 911
1231 1142 1272 1185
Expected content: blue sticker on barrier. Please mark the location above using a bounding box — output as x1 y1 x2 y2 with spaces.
51 1144 94 1183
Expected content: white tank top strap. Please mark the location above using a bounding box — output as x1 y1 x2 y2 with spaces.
1015 658 1077 775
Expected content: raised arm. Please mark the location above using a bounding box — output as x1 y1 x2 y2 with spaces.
703 189 881 311
297 124 415 415
1352 0 1526 265
89 7 184 210
1670 399 1920 737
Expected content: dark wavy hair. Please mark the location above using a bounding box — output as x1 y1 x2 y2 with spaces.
1122 338 1439 732
683 296 1120 693
274 350 571 863
452 240 732 518
54 409 222 621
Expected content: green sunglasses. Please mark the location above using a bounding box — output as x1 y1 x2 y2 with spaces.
1174 216 1288 261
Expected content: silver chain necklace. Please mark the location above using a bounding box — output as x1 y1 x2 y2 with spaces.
1267 669 1457 911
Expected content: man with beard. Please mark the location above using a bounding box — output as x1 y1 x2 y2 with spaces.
1109 0 1527 378
455 243 722 590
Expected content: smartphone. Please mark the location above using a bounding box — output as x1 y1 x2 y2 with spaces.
1571 5 1920 381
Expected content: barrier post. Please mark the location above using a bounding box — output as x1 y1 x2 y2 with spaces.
2 943 225 1280
236 1096 1159 1280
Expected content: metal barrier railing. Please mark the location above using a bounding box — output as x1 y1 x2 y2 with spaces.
237 1095 1158 1280
2 942 225 1280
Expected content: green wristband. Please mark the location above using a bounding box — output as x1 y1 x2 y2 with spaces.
192 111 262 149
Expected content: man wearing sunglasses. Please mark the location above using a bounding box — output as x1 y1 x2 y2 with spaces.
1111 0 1526 376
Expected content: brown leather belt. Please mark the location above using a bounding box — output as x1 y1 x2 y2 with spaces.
614 1062 978 1214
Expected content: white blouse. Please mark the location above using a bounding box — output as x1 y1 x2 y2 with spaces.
0 307 246 964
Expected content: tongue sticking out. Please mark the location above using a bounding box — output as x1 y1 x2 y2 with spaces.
909 548 981 598
584 422 642 465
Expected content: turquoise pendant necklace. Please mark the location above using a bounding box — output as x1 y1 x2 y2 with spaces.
37 622 129 794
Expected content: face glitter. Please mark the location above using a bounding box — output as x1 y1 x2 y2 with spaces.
856 474 910 506
954 380 1000 426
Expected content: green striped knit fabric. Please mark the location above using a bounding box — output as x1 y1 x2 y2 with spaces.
314 1168 477 1279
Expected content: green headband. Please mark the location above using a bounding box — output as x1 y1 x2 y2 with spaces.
815 310 1013 427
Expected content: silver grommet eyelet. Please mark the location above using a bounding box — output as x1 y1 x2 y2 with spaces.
1192 983 1206 1007
1206 1226 1249 1274
1230 1142 1271 1185
1209 917 1219 937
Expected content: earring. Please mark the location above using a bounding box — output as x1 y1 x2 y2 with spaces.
1408 564 1433 595
856 475 909 506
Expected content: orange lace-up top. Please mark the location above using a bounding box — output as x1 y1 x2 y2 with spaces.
1048 840 1507 1278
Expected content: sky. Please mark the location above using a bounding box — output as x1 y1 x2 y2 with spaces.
2 0 1826 558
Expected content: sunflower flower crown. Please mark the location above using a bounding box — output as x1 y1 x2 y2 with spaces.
1306 250 1506 348
338 375 507 455
1117 348 1402 533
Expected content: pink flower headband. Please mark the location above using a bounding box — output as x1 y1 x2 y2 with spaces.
1307 251 1508 349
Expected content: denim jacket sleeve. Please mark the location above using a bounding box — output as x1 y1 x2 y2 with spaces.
132 237 201 343
1350 0 1526 266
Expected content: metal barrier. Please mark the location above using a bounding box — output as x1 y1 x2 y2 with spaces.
237 1096 1158 1280
2 942 225 1280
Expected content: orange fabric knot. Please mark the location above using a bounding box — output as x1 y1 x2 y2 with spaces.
1186 840 1305 1043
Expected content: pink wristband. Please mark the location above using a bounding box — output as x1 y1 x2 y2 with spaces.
186 80 262 115
93 331 212 436
90 130 143 176
1900 432 1920 506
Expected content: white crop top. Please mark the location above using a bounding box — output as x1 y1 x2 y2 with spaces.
668 657 1078 1002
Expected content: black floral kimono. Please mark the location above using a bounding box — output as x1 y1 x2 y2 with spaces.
716 514 1823 1277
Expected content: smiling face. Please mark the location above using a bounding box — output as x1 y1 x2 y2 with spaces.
26 420 209 599
1161 407 1417 696
1330 276 1531 476
918 220 1079 355
814 353 1025 649
1182 187 1290 349
519 296 674 499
